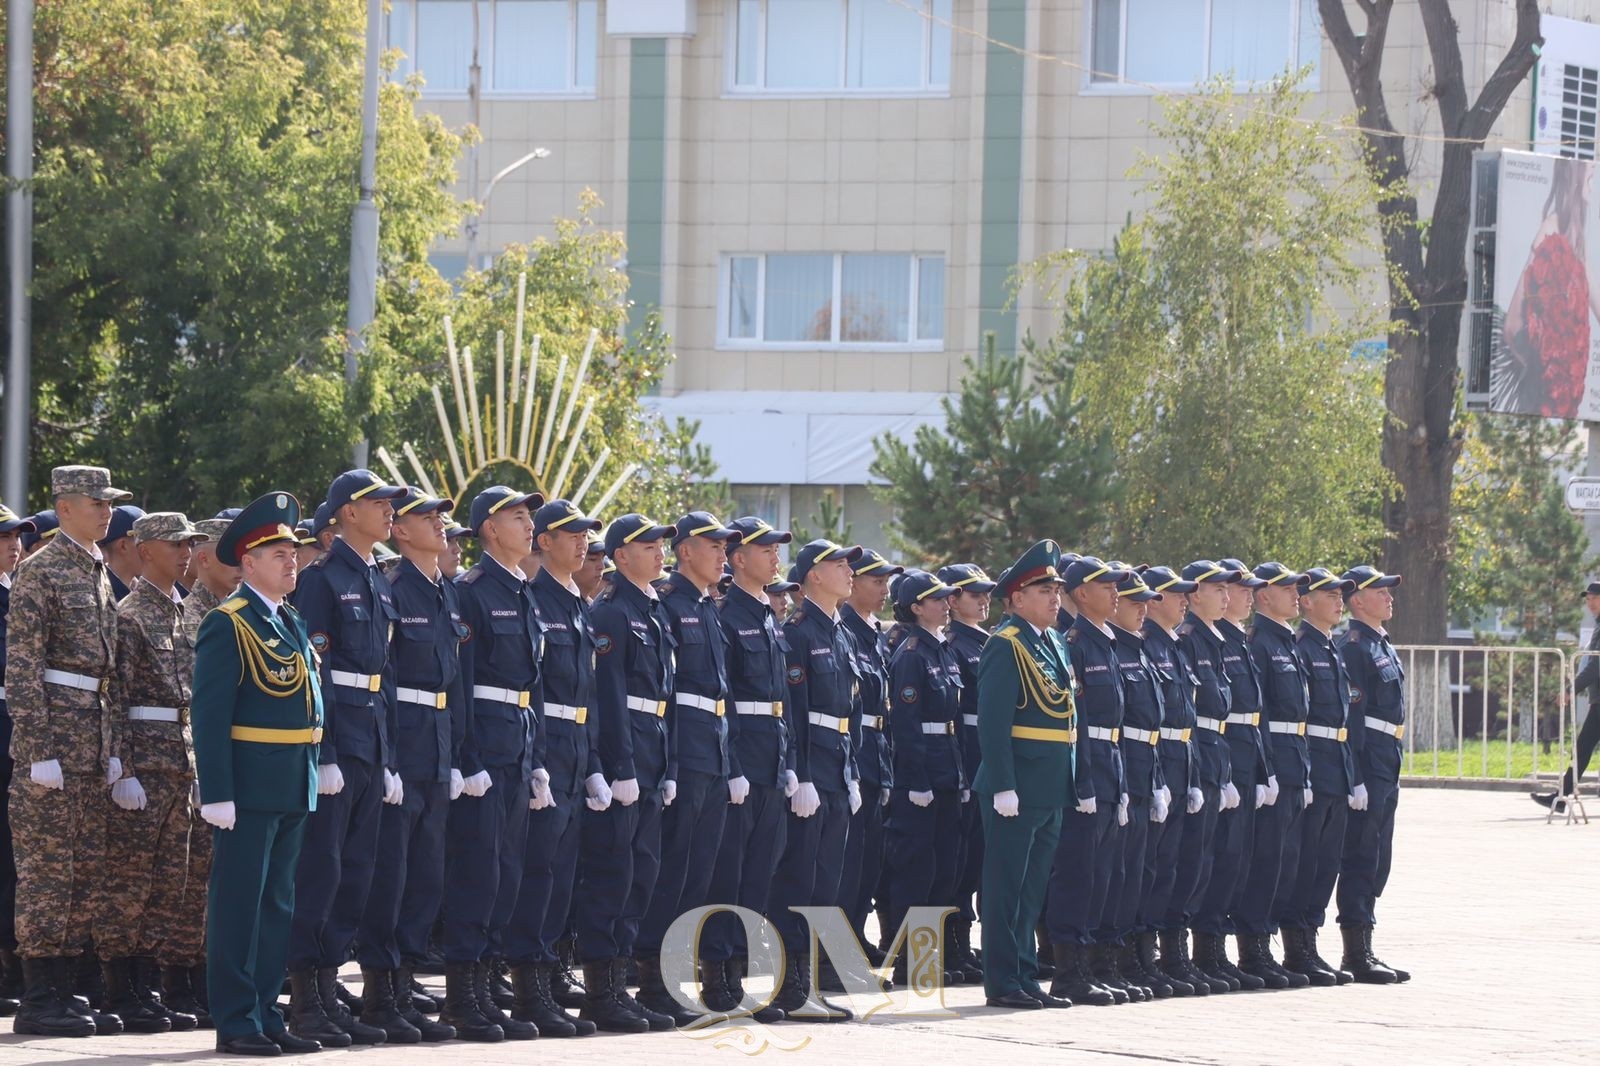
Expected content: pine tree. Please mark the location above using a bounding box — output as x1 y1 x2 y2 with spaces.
788 491 853 547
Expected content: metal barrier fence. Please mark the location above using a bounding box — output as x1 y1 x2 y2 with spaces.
1393 644 1571 781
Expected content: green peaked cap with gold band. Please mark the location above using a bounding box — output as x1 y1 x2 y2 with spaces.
995 539 1068 599
217 492 302 568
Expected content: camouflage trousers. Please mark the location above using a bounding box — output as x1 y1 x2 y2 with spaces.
166 792 212 966
9 772 106 958
97 774 192 961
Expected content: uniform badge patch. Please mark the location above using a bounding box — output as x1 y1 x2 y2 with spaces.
786 664 805 686
595 634 614 656
310 632 330 653
900 684 919 704
1349 684 1363 703
457 622 471 643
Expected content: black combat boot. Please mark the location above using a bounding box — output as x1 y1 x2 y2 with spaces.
700 958 737 1014
398 961 437 1014
473 960 536 1039
0 947 21 1016
511 962 592 1037
551 937 586 1008
1190 931 1236 993
14 956 94 1037
578 959 648 1033
1138 932 1186 997
439 961 502 1042
488 959 514 1010
316 967 384 1044
1365 927 1409 982
1123 936 1171 998
357 967 421 1043
771 952 851 1021
1047 943 1114 1006
287 968 352 1047
1087 944 1132 1004
725 957 785 1022
101 957 171 1033
1302 926 1351 984
162 963 213 1028
1034 921 1054 979
136 956 196 1030
393 965 454 1041
1262 934 1310 988
635 954 698 1027
1279 927 1336 987
950 922 985 984
1157 928 1207 996
1339 926 1397 984
190 963 214 1025
1215 934 1263 991
1236 934 1289 990
612 956 675 1030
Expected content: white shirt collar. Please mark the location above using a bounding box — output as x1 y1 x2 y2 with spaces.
244 581 282 616
59 529 104 563
0 570 10 590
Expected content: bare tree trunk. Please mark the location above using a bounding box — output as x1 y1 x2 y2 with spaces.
1319 0 1543 644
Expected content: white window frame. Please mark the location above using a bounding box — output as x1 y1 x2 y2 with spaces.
1083 0 1320 95
386 0 598 101
717 253 946 352
725 0 950 99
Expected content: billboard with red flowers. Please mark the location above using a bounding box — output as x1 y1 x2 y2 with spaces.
1465 150 1600 420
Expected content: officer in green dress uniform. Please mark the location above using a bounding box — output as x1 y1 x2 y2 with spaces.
975 540 1077 1010
190 493 325 1056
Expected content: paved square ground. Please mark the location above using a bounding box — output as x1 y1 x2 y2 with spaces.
0 787 1589 1064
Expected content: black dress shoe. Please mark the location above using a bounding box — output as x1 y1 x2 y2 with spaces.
1530 790 1557 809
1023 986 1073 1009
267 1029 323 1053
218 1031 284 1056
984 989 1043 1010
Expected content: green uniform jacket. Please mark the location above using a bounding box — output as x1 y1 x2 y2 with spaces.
191 584 322 813
973 614 1077 807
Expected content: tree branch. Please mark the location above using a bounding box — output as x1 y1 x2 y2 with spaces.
1457 0 1542 143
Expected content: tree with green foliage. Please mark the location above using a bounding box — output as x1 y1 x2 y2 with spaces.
869 335 1119 568
787 490 852 547
5 0 464 513
1030 73 1390 569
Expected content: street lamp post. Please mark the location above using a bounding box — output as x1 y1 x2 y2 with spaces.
463 148 550 270
3 0 34 508
346 0 382 469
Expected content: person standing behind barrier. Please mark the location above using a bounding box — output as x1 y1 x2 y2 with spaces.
1281 567 1358 987
1336 566 1410 985
1531 580 1600 811
1236 562 1311 990
939 562 996 986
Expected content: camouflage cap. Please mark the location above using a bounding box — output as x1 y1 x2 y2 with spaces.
194 518 234 542
51 465 132 502
132 512 207 544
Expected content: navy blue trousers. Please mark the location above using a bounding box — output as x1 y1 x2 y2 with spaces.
1174 784 1221 925
443 764 528 962
840 781 888 947
1337 776 1398 927
883 790 961 943
288 757 380 969
1106 798 1148 938
1193 749 1260 935
702 782 787 963
1234 787 1305 935
768 789 850 952
1046 801 1117 945
1282 788 1347 929
357 777 448 968
504 783 583 965
637 770 728 957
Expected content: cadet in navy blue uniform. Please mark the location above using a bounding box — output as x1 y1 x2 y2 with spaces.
1336 565 1410 985
1195 558 1271 993
353 488 460 1043
1175 560 1241 994
636 512 737 1026
286 469 405 1047
1237 562 1311 990
1107 570 1170 999
701 518 792 1022
0 504 36 1010
1137 566 1202 996
577 514 677 1033
937 562 994 985
1281 567 1358 987
99 503 145 601
837 549 901 972
442 485 545 1043
769 540 862 1021
1047 558 1130 1007
882 570 964 982
505 499 603 1039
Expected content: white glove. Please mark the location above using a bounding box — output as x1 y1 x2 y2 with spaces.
1186 787 1204 814
30 760 64 791
462 770 492 798
1151 791 1170 824
961 789 971 803
529 769 554 811
728 775 750 805
1348 783 1369 811
201 801 237 830
1254 784 1268 809
111 776 148 811
909 789 934 808
662 779 677 807
317 763 345 795
847 780 862 814
612 777 640 807
383 769 404 805
993 789 1020 817
449 768 465 801
1222 781 1241 810
1075 795 1098 816
1117 793 1130 827
790 781 821 818
880 787 891 806
1265 774 1280 806
585 772 613 811
782 769 800 798
1156 786 1172 810
106 757 123 785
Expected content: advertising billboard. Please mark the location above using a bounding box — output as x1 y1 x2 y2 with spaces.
1465 150 1600 420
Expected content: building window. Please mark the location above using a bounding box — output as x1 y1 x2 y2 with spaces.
731 0 951 94
721 254 945 349
1558 63 1598 160
1090 0 1319 88
388 0 597 96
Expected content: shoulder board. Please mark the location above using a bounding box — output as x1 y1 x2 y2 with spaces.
219 597 248 614
656 579 675 596
996 625 1020 639
1065 627 1080 643
596 583 618 602
903 635 919 652
1177 622 1193 636
460 568 484 585
788 606 807 625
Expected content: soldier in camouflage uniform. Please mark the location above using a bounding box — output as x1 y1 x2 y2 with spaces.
98 513 212 1034
5 466 131 1038
166 511 242 1028
0 502 39 1016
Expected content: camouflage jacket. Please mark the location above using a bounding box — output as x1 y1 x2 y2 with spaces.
181 581 225 649
115 579 195 779
4 534 118 773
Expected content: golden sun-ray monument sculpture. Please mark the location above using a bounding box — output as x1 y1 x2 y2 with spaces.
374 272 641 515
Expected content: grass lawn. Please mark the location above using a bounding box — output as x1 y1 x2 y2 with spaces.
1402 740 1578 780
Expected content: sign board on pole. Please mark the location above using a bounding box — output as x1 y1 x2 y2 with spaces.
1565 477 1600 511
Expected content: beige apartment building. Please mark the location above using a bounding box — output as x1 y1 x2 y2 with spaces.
398 0 1599 549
